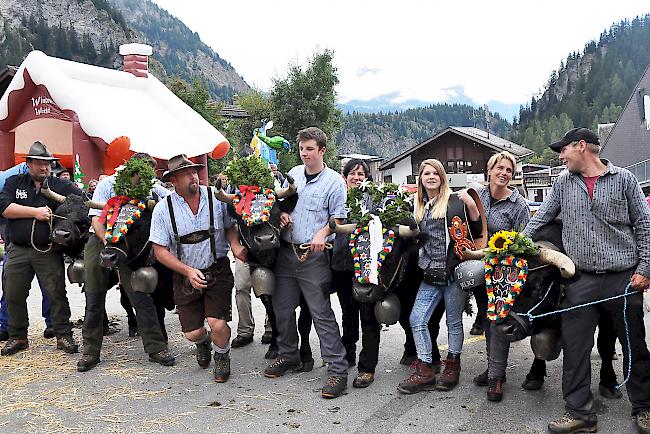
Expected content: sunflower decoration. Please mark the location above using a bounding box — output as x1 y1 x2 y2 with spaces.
486 230 537 259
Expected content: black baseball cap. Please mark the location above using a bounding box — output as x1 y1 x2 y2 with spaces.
549 127 600 152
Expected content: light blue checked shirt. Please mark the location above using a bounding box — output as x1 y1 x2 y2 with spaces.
282 165 347 244
88 175 171 233
149 186 234 269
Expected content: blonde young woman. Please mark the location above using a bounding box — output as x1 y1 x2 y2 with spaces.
398 159 482 394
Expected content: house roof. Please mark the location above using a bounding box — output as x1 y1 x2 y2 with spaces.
379 126 534 170
600 61 650 167
0 51 228 160
218 104 249 118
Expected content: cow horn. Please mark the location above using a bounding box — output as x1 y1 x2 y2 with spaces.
41 178 66 203
147 199 156 210
274 174 297 199
537 248 575 278
396 224 419 238
85 200 106 210
212 176 235 205
328 216 356 234
461 248 490 260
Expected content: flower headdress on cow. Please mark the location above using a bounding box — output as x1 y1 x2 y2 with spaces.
483 230 538 323
223 155 277 226
99 157 155 244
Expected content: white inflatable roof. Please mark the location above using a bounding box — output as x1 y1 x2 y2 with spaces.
0 50 228 160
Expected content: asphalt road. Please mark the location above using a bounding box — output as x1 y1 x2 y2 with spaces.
1 259 648 434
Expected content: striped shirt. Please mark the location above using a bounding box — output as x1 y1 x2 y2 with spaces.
149 186 234 269
282 165 347 245
523 160 650 277
477 186 530 237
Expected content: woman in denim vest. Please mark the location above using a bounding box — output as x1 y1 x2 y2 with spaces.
397 159 481 394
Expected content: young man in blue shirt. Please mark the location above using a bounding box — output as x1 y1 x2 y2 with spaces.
263 127 349 399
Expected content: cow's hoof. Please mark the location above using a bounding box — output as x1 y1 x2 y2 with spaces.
599 384 622 399
400 353 417 365
128 327 138 338
265 348 278 359
522 374 544 391
299 356 314 372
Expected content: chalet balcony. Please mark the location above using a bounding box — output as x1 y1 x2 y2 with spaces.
627 159 650 187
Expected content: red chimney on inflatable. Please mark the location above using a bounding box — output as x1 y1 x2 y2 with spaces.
119 43 152 78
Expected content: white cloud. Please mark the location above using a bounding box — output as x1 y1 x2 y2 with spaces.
150 0 650 106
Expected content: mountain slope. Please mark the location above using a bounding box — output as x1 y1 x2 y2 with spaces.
0 0 249 101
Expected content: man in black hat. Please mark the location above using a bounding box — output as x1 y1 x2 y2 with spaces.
523 128 650 434
0 141 83 356
150 154 246 383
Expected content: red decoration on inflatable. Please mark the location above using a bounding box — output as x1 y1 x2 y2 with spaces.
210 140 230 160
104 136 134 175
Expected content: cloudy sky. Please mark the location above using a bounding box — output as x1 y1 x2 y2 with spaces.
151 0 649 108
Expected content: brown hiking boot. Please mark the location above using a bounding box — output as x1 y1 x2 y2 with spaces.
397 359 436 394
436 352 461 391
56 335 79 354
1 338 29 356
635 410 650 434
548 412 597 433
487 377 504 402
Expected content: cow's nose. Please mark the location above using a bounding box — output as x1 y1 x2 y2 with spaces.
254 234 276 244
52 229 71 244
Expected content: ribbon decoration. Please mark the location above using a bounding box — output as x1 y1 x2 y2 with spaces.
98 196 132 227
368 215 384 285
235 185 261 216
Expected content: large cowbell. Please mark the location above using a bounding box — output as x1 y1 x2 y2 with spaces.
351 226 395 303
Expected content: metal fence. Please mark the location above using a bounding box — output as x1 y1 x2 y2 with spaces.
627 159 650 186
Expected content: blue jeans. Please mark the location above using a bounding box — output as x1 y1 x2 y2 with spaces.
410 279 467 363
0 251 52 330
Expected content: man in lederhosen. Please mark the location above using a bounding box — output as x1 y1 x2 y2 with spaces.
150 154 246 382
0 141 81 356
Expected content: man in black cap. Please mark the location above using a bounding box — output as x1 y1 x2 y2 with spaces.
0 141 83 356
523 128 650 433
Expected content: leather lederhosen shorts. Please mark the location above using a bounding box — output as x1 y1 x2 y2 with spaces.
172 257 233 332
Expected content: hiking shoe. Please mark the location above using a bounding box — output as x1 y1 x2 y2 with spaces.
149 349 175 366
1 338 28 356
56 335 79 354
43 327 55 339
548 413 597 433
487 377 504 402
397 359 436 394
261 331 273 344
213 351 230 383
231 335 253 348
196 336 212 369
321 374 348 398
436 353 461 391
0 329 8 342
522 372 544 391
635 410 650 434
77 354 100 372
353 372 375 388
264 357 302 378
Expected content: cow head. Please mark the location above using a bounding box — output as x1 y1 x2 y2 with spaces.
462 221 573 344
41 180 92 259
213 175 296 267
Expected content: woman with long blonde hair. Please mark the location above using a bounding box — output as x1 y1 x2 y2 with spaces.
398 159 482 394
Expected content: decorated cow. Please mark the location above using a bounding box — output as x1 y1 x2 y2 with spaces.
463 221 620 394
213 154 299 359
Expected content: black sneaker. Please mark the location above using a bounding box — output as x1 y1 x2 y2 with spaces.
1 338 29 356
43 327 55 339
149 349 176 366
56 335 79 354
196 337 212 369
261 331 273 344
321 375 348 398
77 354 101 372
213 351 230 383
231 335 253 348
548 413 597 433
264 357 302 378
